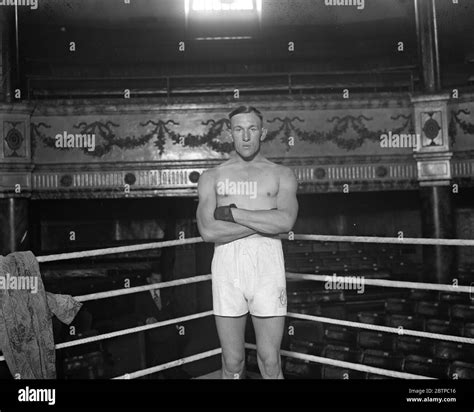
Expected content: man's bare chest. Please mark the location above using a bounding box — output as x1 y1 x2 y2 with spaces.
215 168 279 201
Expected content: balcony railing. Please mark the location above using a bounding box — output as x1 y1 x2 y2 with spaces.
25 68 420 99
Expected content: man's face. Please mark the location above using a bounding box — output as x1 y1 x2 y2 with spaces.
230 112 267 160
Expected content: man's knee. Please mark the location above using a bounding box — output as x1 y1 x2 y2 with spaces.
222 353 245 374
257 352 281 377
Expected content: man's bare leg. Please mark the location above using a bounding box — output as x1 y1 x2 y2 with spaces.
252 316 285 379
215 314 248 379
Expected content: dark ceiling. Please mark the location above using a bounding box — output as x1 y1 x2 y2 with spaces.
2 0 473 97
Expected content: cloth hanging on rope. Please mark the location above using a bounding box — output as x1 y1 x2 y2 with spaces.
0 251 82 379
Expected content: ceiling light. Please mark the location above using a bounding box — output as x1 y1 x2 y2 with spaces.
191 0 255 11
195 36 253 40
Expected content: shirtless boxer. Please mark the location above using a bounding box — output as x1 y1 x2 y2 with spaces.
196 106 298 379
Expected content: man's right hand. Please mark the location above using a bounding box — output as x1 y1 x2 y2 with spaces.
197 170 256 243
214 204 237 223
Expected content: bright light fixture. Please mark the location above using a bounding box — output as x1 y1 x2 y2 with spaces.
191 0 255 11
195 36 253 40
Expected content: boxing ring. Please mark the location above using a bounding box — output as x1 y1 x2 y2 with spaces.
1 234 474 380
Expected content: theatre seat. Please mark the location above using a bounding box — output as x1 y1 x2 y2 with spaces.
63 351 106 379
287 303 321 315
344 300 386 318
289 339 325 356
408 289 438 302
317 301 348 320
385 298 414 315
450 305 474 322
462 322 474 338
324 325 357 345
321 345 364 379
357 330 394 351
283 345 320 378
283 340 323 378
287 288 345 316
287 289 327 305
321 366 365 379
415 301 450 319
402 355 449 378
385 314 424 330
439 292 470 305
316 290 346 303
287 320 324 344
425 319 462 335
284 358 320 378
357 312 385 325
311 242 338 253
360 349 404 371
323 344 362 363
285 241 313 254
432 341 472 362
448 361 474 379
394 336 432 357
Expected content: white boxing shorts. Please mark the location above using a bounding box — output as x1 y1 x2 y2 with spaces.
211 236 287 317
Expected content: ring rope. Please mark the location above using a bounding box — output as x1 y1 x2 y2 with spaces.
244 344 434 379
287 312 474 344
67 272 474 305
35 232 474 264
1 307 470 363
74 275 211 303
286 272 472 293
55 311 213 350
283 234 474 247
113 344 434 380
3 233 471 371
36 237 204 263
280 349 435 379
1 272 471 362
113 348 222 379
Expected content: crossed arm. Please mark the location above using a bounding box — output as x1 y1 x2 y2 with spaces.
196 168 298 244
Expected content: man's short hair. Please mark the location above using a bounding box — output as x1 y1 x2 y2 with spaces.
228 106 263 124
